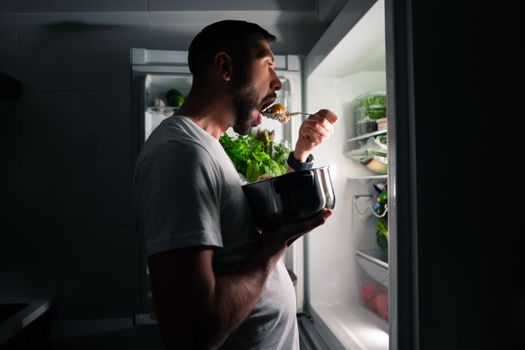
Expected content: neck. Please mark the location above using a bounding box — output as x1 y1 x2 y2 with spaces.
178 83 234 139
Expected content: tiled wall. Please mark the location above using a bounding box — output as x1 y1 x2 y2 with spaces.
0 13 153 322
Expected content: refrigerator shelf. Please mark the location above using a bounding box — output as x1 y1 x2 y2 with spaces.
146 106 176 117
347 129 387 143
356 249 388 269
348 174 388 180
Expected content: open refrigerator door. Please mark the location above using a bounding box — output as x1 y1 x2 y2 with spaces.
299 0 394 349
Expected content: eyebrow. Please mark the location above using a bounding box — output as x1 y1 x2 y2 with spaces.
255 47 275 63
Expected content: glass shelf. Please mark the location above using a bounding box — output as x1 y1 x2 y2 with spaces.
348 174 387 180
356 249 388 269
347 129 387 143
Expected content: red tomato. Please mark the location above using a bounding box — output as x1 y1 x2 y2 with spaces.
374 293 389 320
360 280 378 303
367 297 377 311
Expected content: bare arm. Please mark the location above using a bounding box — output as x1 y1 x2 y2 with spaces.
148 209 332 350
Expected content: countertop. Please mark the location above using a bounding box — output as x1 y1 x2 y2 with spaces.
0 297 51 346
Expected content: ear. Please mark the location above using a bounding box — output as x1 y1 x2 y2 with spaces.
214 52 233 82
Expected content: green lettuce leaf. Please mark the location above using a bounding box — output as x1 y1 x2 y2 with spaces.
219 129 291 183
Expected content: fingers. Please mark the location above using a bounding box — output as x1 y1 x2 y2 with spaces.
301 114 334 136
304 115 332 134
305 208 333 231
314 109 339 124
294 108 339 159
270 208 333 243
303 114 333 131
301 125 327 143
299 118 332 146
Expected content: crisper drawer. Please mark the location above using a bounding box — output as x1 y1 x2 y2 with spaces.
355 250 389 322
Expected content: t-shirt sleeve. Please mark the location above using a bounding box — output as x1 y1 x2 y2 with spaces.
135 141 223 257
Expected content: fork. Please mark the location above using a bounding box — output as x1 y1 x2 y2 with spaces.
284 112 316 117
262 111 315 120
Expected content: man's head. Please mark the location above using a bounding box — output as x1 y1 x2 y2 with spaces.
188 20 282 134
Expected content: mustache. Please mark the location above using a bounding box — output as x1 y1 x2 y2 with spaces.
263 92 277 104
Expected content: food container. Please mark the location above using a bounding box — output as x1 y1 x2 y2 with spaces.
356 250 389 321
355 119 378 135
376 117 388 131
352 92 387 136
347 136 388 174
242 167 336 229
363 157 388 174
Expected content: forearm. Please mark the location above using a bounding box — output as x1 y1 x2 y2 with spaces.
152 242 287 350
153 209 331 350
207 243 285 346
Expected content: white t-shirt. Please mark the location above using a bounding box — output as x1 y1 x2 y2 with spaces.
133 116 299 349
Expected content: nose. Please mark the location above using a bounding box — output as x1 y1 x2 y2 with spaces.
270 69 282 92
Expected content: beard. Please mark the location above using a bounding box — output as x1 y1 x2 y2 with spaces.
231 84 277 135
232 89 259 135
230 67 259 135
230 64 277 135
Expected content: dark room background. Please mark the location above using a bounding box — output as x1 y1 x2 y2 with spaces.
0 0 335 348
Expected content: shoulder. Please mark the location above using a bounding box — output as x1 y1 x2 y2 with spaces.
153 119 218 163
161 138 213 162
143 140 220 183
134 118 226 186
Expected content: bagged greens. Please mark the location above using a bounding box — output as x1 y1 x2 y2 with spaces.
347 136 388 174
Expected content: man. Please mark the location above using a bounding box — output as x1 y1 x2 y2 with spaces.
133 20 338 349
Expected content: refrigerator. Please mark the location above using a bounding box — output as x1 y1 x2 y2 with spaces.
130 0 417 348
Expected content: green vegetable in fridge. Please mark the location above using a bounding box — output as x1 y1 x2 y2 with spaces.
376 216 389 256
378 190 387 204
354 92 387 121
219 130 291 183
165 88 185 107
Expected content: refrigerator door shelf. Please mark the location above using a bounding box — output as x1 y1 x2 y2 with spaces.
347 129 387 143
356 250 390 323
309 304 389 350
348 174 388 181
356 250 389 284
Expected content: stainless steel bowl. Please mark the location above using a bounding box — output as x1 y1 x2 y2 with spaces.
242 166 336 229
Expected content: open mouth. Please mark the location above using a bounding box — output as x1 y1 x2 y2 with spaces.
260 99 277 113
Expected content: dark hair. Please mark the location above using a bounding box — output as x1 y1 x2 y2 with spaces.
188 20 276 79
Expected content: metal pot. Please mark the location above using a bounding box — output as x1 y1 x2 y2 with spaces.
242 166 336 229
